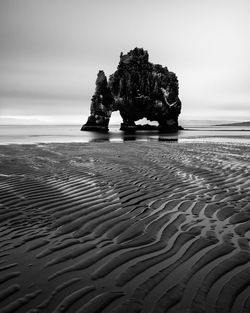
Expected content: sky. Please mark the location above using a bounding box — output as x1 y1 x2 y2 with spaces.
0 0 250 125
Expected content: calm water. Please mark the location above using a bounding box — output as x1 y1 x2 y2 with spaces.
1 124 250 144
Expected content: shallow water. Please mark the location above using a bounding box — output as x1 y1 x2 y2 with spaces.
1 124 250 144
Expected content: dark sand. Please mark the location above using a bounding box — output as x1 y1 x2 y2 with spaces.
0 141 249 313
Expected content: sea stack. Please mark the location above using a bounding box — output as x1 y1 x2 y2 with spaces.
81 48 182 132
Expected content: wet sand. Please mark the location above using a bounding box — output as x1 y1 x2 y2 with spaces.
0 141 250 313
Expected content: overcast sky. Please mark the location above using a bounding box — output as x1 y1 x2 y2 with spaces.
0 0 249 124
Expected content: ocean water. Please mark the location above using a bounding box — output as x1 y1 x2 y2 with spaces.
1 124 250 145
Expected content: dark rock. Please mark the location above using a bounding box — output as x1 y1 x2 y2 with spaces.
81 48 182 132
134 124 159 131
81 70 113 132
120 121 136 132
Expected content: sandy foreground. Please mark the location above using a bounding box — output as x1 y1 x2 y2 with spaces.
0 141 250 313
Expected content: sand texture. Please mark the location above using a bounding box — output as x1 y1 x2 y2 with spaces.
0 141 250 313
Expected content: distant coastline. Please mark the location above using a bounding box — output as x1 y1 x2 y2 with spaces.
215 121 250 127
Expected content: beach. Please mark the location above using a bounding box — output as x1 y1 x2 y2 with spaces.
0 141 250 313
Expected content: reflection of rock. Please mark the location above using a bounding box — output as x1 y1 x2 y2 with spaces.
81 48 182 132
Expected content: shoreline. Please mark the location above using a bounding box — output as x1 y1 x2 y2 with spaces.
0 141 250 312
1 124 250 146
1 135 250 146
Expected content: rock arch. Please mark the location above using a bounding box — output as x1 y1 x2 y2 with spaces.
81 48 182 132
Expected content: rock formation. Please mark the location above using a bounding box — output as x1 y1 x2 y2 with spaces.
81 48 182 132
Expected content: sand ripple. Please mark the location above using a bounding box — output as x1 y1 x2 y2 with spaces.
0 142 249 312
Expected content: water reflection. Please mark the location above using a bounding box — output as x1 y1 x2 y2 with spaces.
121 131 137 141
158 137 178 142
86 127 250 144
88 132 110 143
88 130 180 143
1 125 250 145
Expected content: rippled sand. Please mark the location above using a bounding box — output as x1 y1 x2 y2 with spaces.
0 142 250 313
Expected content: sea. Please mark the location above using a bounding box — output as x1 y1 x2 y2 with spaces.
1 124 250 145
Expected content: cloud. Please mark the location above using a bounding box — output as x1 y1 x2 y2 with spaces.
0 0 250 123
